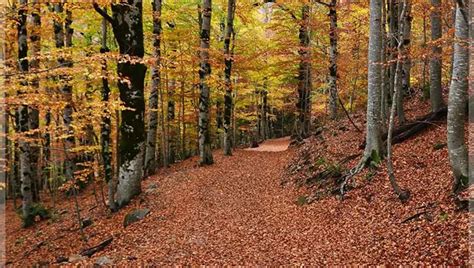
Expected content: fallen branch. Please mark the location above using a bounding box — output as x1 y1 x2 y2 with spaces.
80 237 113 258
359 107 447 149
401 211 428 224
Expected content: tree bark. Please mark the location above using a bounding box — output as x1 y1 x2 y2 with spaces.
198 0 214 165
98 9 115 211
296 4 312 138
95 0 147 207
386 0 410 202
223 0 236 156
363 0 384 162
447 0 469 193
328 0 338 120
144 0 162 176
429 0 444 112
29 0 41 202
17 0 34 227
113 1 146 206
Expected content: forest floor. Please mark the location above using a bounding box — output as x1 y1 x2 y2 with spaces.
5 98 469 266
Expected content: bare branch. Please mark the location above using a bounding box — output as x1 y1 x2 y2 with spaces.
93 2 114 25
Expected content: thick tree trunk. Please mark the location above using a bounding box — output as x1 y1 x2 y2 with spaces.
95 0 147 207
110 1 147 206
18 0 34 227
363 0 384 162
447 0 469 193
429 0 444 111
223 0 236 156
328 0 338 120
144 0 162 176
198 0 214 165
296 4 312 138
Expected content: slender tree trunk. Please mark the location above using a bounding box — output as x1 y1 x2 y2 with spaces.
223 0 236 156
296 4 312 138
98 10 116 211
386 0 410 202
260 90 269 140
198 0 214 165
380 0 388 127
388 0 398 106
363 0 384 162
58 4 75 196
95 0 147 207
429 0 444 111
328 0 338 120
167 79 176 164
145 0 162 176
395 0 409 125
29 0 41 202
447 0 469 193
401 0 412 95
18 0 34 227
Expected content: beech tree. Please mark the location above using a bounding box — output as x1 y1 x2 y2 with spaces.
198 0 214 165
145 0 162 175
94 0 147 207
17 0 34 227
429 0 444 112
363 0 383 162
223 0 236 156
447 0 469 193
296 4 312 138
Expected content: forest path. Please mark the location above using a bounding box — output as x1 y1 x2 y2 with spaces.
107 137 336 265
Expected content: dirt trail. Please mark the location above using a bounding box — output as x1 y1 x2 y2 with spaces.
245 136 291 152
6 135 467 266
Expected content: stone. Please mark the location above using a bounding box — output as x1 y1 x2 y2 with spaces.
123 208 150 227
68 254 87 263
95 256 113 266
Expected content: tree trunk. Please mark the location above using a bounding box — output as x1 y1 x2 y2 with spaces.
296 4 312 138
144 0 162 176
328 0 338 120
18 0 34 227
395 0 409 125
63 5 76 194
29 0 41 202
95 0 147 207
112 1 147 206
223 0 236 156
363 0 384 163
198 0 214 165
429 0 444 112
386 0 410 202
447 0 469 193
98 9 115 211
53 3 75 195
380 0 388 127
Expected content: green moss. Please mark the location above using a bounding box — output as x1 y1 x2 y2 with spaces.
433 142 447 150
19 203 51 227
296 196 307 206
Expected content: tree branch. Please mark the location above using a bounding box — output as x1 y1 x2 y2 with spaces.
93 2 114 25
313 0 331 8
